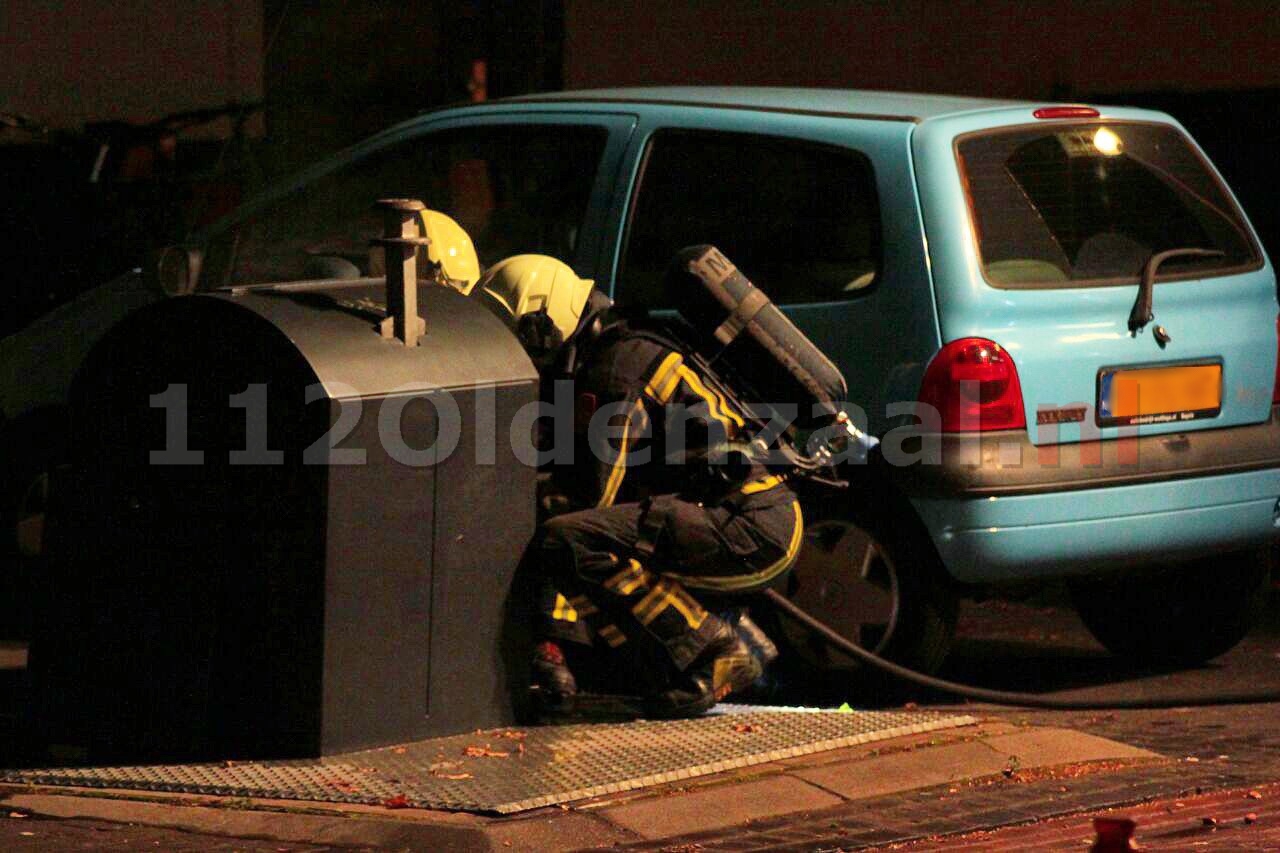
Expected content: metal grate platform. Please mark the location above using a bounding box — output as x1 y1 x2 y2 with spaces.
1 707 976 814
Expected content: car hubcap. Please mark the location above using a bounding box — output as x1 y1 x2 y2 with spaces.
781 519 901 667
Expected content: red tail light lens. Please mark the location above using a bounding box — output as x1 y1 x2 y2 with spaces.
1272 314 1279 405
1033 106 1100 120
920 338 1027 432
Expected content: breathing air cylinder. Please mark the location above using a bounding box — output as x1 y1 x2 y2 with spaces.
663 244 850 429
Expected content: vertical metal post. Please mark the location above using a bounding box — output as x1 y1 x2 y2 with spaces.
372 198 429 346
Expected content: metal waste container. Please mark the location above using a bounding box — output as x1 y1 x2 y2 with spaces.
31 281 538 760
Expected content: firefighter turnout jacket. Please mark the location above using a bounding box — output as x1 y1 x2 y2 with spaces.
540 322 803 670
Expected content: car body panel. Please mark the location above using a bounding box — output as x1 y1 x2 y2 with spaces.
0 109 639 424
4 87 1277 588
196 109 640 284
0 270 155 423
890 407 1280 498
912 106 1278 446
597 103 937 433
912 465 1280 582
507 86 1037 122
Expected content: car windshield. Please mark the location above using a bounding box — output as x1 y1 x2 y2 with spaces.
198 124 608 290
957 122 1259 288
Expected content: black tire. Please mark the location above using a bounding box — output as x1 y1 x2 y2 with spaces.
1070 550 1269 665
772 482 958 678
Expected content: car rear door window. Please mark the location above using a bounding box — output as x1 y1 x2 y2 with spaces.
618 129 881 306
957 122 1260 288
205 124 608 287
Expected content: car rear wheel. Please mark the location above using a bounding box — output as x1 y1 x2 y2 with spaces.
1069 550 1269 665
772 490 958 678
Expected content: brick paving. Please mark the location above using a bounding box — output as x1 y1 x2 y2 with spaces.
0 812 356 852
593 759 1243 851
3 596 1279 850
589 597 1280 852
889 781 1280 850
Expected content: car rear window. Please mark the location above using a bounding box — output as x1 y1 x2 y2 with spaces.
957 122 1260 288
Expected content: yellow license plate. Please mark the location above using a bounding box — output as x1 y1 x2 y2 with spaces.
1098 363 1222 427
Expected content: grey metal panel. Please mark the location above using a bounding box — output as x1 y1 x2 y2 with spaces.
207 283 538 399
35 285 540 760
424 385 538 737
319 394 438 754
317 381 537 752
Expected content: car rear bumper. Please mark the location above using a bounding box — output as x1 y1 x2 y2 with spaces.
897 409 1280 583
891 407 1280 498
911 466 1280 583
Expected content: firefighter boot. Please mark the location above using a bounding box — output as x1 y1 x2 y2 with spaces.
531 640 651 723
726 608 779 667
646 619 762 719
529 640 578 714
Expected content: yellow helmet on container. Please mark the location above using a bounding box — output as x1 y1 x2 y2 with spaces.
476 254 595 342
418 209 481 293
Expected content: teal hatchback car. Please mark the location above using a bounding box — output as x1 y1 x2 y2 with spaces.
3 88 1276 670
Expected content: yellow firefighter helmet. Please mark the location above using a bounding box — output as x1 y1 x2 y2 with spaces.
476 254 595 342
418 208 481 293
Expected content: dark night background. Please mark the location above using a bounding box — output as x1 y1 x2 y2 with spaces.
1 0 1277 336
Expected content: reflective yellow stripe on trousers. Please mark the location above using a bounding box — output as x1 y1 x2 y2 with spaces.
667 500 805 593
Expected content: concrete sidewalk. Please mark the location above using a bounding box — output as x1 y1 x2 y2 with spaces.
0 719 1161 851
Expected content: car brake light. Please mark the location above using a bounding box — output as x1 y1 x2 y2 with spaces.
1033 106 1100 120
919 338 1027 432
1273 314 1280 405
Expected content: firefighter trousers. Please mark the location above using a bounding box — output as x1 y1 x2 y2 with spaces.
539 484 804 671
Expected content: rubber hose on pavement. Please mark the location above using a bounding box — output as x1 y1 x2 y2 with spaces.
764 589 1280 710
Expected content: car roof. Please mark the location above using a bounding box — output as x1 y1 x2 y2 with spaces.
502 86 1043 123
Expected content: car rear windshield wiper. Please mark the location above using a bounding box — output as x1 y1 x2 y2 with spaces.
1128 247 1224 335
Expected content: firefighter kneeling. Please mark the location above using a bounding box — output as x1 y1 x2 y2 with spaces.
477 250 803 719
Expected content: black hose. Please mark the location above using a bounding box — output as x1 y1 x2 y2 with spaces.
764 589 1280 710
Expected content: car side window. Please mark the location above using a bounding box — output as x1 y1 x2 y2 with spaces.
202 124 608 287
618 129 881 307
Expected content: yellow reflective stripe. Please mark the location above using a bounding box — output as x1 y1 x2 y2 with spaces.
597 398 646 508
597 624 628 647
643 352 685 403
666 582 708 630
701 366 747 427
633 579 708 630
604 558 651 596
618 575 647 595
675 365 731 431
708 383 747 431
632 581 670 625
676 365 746 431
551 593 578 623
652 367 684 404
668 501 805 593
740 475 783 495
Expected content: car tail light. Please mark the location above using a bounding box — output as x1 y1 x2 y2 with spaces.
919 338 1027 432
1273 314 1280 405
1033 106 1100 120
